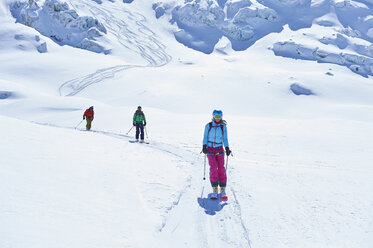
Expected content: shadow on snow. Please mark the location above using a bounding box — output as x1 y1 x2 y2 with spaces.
198 194 228 215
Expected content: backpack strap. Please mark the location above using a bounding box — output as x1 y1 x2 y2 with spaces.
207 122 224 136
208 122 213 134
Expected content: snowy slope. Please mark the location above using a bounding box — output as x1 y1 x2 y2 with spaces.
2 114 372 248
1 0 373 248
0 115 193 248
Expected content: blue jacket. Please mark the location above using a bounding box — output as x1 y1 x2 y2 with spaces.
203 121 229 148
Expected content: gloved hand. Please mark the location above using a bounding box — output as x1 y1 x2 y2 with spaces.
133 122 136 126
225 147 232 156
202 145 208 154
144 122 147 126
83 116 85 120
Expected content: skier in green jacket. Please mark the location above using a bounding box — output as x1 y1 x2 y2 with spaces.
133 106 147 142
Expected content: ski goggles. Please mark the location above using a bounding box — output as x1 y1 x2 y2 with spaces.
213 114 222 119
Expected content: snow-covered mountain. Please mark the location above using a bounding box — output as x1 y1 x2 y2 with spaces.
1 0 373 248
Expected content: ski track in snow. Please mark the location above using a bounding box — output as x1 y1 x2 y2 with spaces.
32 121 251 247
59 0 171 96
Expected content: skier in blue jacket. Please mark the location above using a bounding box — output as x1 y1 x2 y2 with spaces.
202 109 232 200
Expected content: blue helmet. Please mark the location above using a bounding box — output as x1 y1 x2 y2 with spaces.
90 106 94 109
137 106 142 109
212 109 223 119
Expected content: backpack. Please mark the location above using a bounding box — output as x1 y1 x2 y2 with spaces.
135 110 144 117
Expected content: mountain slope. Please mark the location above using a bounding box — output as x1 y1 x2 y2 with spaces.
0 0 373 248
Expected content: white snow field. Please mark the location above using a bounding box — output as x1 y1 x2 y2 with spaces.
1 0 373 248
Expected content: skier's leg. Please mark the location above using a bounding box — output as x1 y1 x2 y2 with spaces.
208 155 218 185
207 154 219 188
86 118 92 130
140 123 144 140
135 123 140 140
216 153 228 200
217 154 227 188
207 149 220 199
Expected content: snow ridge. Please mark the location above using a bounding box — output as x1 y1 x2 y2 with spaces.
273 41 373 77
10 0 110 53
155 0 373 77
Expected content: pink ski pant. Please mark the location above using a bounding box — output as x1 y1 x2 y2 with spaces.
207 147 227 186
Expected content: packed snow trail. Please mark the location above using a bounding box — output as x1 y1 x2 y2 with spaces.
59 0 171 96
33 121 252 247
90 128 253 248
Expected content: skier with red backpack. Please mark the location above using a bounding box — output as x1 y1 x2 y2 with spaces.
83 106 94 130
202 110 232 200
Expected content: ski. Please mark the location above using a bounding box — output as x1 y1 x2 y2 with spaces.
209 195 227 201
129 140 150 144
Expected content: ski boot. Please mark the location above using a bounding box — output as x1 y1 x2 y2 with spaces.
210 187 218 200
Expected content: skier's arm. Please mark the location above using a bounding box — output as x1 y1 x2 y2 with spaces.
223 124 229 148
133 113 136 123
203 124 209 146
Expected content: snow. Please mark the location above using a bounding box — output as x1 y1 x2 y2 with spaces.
10 0 109 53
1 0 373 247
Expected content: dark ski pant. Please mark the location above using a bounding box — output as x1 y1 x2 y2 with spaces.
86 117 93 130
207 146 227 188
135 123 144 140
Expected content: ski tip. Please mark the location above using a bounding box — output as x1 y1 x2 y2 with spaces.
220 196 228 201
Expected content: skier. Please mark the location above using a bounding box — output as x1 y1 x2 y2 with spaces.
202 109 232 200
83 106 94 130
133 106 147 143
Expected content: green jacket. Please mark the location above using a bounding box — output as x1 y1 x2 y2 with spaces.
133 110 146 124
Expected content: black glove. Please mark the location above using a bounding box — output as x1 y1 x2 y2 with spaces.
225 147 232 156
202 145 208 154
133 122 136 126
83 116 85 120
144 122 147 126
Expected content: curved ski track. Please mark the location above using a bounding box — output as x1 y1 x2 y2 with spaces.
59 0 172 96
33 122 251 247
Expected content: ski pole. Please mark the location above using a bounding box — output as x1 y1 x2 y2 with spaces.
144 126 149 139
225 151 233 171
126 126 134 135
75 119 83 129
203 154 207 180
